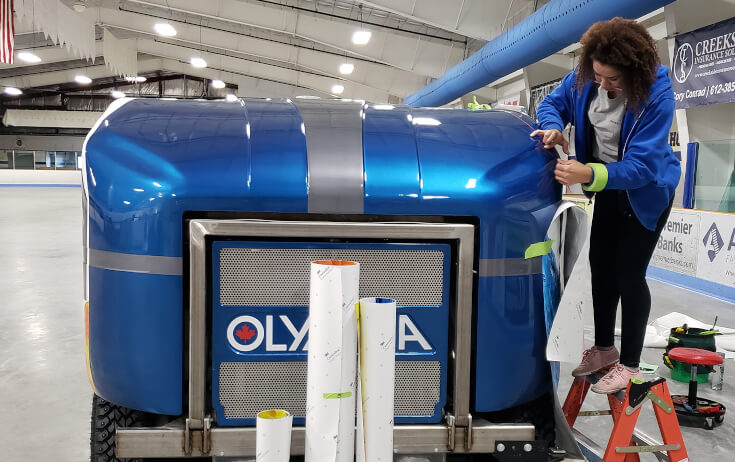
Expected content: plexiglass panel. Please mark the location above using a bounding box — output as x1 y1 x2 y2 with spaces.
694 140 735 212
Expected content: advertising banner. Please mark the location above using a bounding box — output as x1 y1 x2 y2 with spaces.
651 209 700 276
696 212 735 286
672 17 735 109
650 208 735 289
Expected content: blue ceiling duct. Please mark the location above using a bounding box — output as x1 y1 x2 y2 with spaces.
403 0 674 107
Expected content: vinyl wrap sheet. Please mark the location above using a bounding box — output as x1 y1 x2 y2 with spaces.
356 297 397 462
255 410 293 462
305 261 360 462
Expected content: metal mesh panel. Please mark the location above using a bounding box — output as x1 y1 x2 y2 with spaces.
394 361 441 415
218 247 444 307
219 362 307 419
218 361 441 419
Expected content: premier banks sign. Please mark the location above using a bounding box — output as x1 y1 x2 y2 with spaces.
672 17 735 109
651 208 735 289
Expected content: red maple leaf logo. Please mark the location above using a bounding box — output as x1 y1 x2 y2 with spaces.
235 324 256 342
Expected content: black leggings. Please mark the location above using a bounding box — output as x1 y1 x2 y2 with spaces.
589 190 671 368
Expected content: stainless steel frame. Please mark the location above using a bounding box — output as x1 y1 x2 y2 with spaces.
116 218 536 457
117 420 535 458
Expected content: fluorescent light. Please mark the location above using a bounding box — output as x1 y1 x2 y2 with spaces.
331 84 344 95
295 95 320 99
373 104 394 110
111 90 125 98
211 79 225 89
4 87 22 95
17 52 41 63
190 57 207 68
125 76 146 83
352 30 371 45
75 75 92 84
412 117 441 126
339 63 354 75
225 94 238 102
154 22 177 37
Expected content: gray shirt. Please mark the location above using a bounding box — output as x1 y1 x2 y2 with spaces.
588 86 627 164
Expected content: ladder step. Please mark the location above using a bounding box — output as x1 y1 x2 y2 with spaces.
577 410 613 417
616 444 681 454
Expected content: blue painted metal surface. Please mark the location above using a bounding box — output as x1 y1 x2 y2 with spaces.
403 0 674 107
88 267 183 414
86 99 559 416
211 241 450 426
85 98 308 413
364 105 559 409
683 142 698 209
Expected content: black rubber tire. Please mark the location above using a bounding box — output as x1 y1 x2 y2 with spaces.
91 394 147 462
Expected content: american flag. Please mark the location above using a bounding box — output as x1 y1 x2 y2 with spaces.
0 0 13 64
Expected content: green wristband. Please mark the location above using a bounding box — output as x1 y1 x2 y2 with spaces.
582 163 608 192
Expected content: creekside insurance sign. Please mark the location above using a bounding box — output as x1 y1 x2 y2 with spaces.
672 16 735 109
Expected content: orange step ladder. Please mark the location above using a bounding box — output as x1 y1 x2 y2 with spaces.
562 375 689 461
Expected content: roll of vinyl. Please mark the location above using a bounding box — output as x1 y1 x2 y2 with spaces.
305 260 360 462
255 410 293 462
356 297 396 462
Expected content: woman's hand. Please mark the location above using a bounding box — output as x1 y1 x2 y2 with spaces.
530 128 570 155
555 159 593 186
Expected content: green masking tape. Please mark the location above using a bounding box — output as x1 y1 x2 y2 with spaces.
323 392 352 399
524 240 553 259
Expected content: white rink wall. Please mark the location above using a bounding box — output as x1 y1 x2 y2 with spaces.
0 170 82 185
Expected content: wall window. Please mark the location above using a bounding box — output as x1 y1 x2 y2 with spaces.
55 151 78 169
694 140 735 212
0 151 11 169
0 150 82 170
14 151 34 170
35 151 51 170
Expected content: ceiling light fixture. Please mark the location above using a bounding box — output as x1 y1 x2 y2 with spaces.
331 84 345 95
17 52 41 63
339 63 355 75
75 75 92 84
190 57 207 68
72 0 87 13
125 76 147 83
225 94 238 102
352 5 371 45
154 22 177 37
4 87 22 95
111 90 125 98
352 30 371 45
211 79 225 89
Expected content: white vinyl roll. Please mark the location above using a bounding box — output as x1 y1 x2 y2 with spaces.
546 201 592 363
255 410 293 462
305 260 360 462
356 297 397 462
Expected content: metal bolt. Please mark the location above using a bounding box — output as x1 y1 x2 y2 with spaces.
496 443 506 452
524 443 533 452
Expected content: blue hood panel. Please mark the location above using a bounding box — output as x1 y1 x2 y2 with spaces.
85 99 560 415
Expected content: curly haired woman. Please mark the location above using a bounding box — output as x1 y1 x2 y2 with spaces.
532 17 680 393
